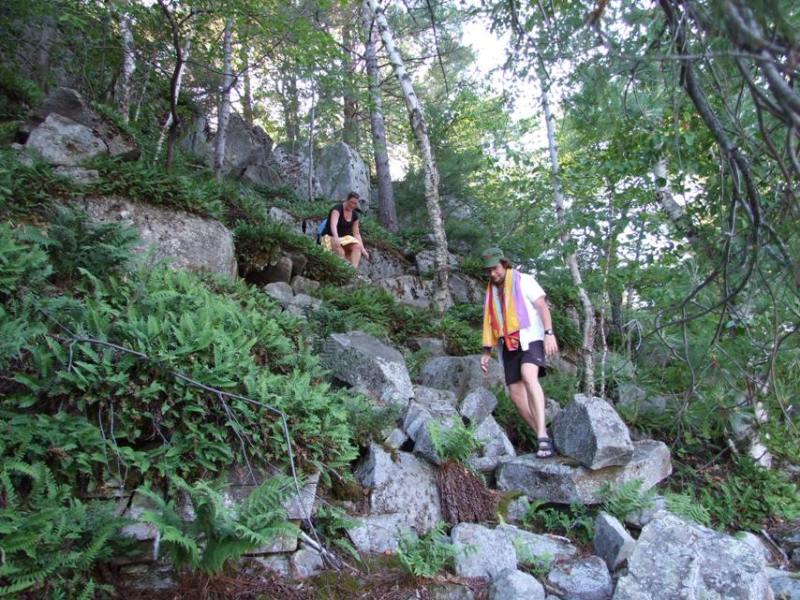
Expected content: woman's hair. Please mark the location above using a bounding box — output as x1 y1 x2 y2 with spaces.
346 191 360 201
500 258 512 269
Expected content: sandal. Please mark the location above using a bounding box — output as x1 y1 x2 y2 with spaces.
536 437 554 459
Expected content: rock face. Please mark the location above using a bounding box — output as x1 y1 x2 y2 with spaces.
32 87 139 160
355 443 441 533
347 513 407 554
214 113 273 177
315 142 369 206
489 569 545 600
547 557 613 600
320 331 413 407
497 524 578 563
496 440 672 504
263 142 321 200
451 523 517 579
420 355 505 399
460 388 498 426
449 272 484 304
76 196 237 278
358 248 409 281
613 513 773 599
26 113 107 165
552 395 634 469
593 512 636 571
375 275 434 309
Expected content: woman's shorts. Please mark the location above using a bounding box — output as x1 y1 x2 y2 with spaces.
501 340 548 385
321 234 359 251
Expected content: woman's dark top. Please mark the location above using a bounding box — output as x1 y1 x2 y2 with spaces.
322 203 359 238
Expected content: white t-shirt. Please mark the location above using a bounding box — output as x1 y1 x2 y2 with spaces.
516 272 546 351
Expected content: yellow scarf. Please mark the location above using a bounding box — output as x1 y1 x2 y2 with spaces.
481 268 521 349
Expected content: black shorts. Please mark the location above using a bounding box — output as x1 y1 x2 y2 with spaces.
501 340 548 385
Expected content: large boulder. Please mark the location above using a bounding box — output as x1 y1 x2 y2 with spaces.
76 196 237 278
375 275 434 309
420 355 505 399
320 331 413 407
358 248 409 281
488 569 545 600
497 524 578 563
32 87 139 160
26 113 106 165
451 523 517 579
449 272 484 304
212 113 273 177
347 513 407 554
496 440 671 505
315 141 369 206
546 556 612 600
593 512 636 571
552 395 634 469
613 513 773 599
258 142 321 200
767 567 800 599
355 443 441 533
460 387 498 426
475 416 515 459
415 250 459 276
179 115 213 161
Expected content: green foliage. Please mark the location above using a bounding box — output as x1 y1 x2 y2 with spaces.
139 475 297 575
397 523 459 579
341 396 402 448
0 151 76 215
0 67 42 118
235 221 355 285
313 504 360 562
696 458 800 531
439 311 482 355
493 387 538 450
0 222 52 296
523 500 595 545
513 539 553 578
664 492 712 527
428 421 481 464
599 479 656 522
0 460 121 598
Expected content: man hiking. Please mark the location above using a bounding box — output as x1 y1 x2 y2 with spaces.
319 192 370 268
479 247 559 458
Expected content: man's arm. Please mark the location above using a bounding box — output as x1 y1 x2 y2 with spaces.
533 296 559 356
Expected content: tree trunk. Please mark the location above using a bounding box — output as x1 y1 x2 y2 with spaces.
155 38 191 167
365 0 452 311
342 20 360 147
283 70 301 149
115 6 136 123
213 18 234 182
307 87 316 201
241 45 254 126
361 3 398 232
537 62 595 395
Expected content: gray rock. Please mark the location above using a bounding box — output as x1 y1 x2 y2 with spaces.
475 416 516 458
223 468 319 522
497 524 578 563
547 556 612 600
624 494 667 529
213 113 273 177
290 275 320 295
251 555 291 578
614 513 772 599
315 141 369 206
415 250 459 276
246 531 298 555
736 531 773 564
449 272 484 304
414 385 460 414
552 394 634 469
321 331 414 407
263 281 295 306
403 402 437 441
616 382 676 416
290 293 321 311
358 248 409 281
489 568 545 600
54 165 100 183
451 523 517 579
420 355 505 399
118 561 175 590
265 255 294 284
26 113 107 165
347 513 407 554
179 115 213 161
792 548 800 568
375 275 434 309
77 196 237 278
34 87 139 160
426 583 475 600
413 413 460 465
593 512 636 571
460 388 498 426
767 567 800 599
282 471 320 521
504 496 530 524
268 206 299 227
384 427 408 450
545 397 562 426
264 143 321 200
406 336 447 357
355 444 441 533
496 440 672 504
121 492 159 544
548 354 578 376
468 456 502 473
290 546 325 579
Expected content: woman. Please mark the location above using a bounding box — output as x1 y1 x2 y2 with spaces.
320 191 370 268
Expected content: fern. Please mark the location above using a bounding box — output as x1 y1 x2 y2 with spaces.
599 479 656 522
665 492 712 527
397 523 459 578
428 421 481 464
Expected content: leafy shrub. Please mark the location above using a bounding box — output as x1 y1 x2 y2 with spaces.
439 312 482 355
0 67 43 118
599 479 655 522
0 151 76 215
428 421 481 464
0 222 52 296
523 500 595 545
513 539 553 578
0 461 122 598
397 522 459 578
664 492 712 527
313 504 360 562
139 475 297 575
494 387 538 451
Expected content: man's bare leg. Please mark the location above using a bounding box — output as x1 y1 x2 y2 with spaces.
520 363 547 439
508 381 539 432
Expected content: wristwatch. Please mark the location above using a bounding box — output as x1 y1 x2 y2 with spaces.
544 329 555 336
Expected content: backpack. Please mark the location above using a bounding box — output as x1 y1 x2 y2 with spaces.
315 217 328 245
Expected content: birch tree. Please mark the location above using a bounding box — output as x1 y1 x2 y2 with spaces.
114 1 135 123
213 17 234 181
364 0 451 311
361 2 397 232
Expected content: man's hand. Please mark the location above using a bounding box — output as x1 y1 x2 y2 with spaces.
544 335 559 357
480 352 491 373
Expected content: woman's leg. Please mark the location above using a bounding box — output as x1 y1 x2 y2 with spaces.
344 243 363 268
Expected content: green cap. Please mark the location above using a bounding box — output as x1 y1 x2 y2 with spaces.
481 247 505 268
